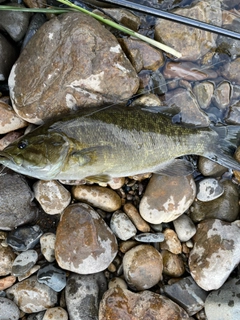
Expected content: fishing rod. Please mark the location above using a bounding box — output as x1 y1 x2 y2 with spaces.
100 0 240 40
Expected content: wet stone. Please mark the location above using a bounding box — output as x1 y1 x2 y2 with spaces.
134 232 164 243
190 180 239 223
0 101 27 134
161 250 185 277
123 202 150 232
198 156 227 177
7 225 43 251
165 88 210 126
205 275 240 320
226 102 240 125
12 250 38 276
65 272 107 320
193 81 214 109
164 276 208 316
37 264 66 292
0 171 38 230
99 287 190 320
72 185 121 212
108 277 128 290
0 243 16 276
163 61 217 81
0 33 17 81
18 264 40 282
42 307 68 320
212 81 231 109
27 311 45 320
0 6 31 41
0 275 16 290
40 233 56 262
0 296 20 320
196 178 224 202
123 244 163 290
110 211 137 240
189 219 240 291
6 275 58 313
55 203 118 274
160 229 182 254
221 57 240 85
9 12 139 124
173 214 196 242
139 174 196 224
155 1 221 61
33 180 71 215
119 38 165 72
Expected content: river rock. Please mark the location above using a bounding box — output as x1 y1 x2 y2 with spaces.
0 297 20 320
123 244 163 290
0 101 27 134
189 219 240 291
212 81 231 109
173 214 196 242
27 311 45 320
139 174 196 224
119 38 165 72
198 156 227 177
155 1 221 61
42 307 68 320
33 180 71 215
0 6 31 41
99 287 190 319
55 203 118 274
160 228 182 254
65 272 107 320
95 8 140 31
205 275 240 320
164 276 208 316
7 225 43 251
193 81 214 109
9 12 139 124
6 275 58 313
190 179 239 223
221 57 240 85
110 210 137 240
12 249 38 276
196 178 224 202
72 185 121 212
161 250 185 277
163 61 217 81
40 233 56 262
0 33 17 81
0 275 16 290
123 202 150 232
0 171 38 230
134 232 164 243
0 243 16 276
165 88 210 126
37 264 66 292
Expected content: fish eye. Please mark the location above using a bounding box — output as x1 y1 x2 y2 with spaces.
18 141 28 149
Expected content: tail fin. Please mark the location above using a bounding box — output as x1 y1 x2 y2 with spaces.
206 124 240 171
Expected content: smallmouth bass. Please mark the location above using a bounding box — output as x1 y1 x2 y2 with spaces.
0 106 240 181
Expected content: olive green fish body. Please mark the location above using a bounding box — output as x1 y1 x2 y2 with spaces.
0 106 239 180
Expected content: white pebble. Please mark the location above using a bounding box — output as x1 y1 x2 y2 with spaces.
110 211 137 240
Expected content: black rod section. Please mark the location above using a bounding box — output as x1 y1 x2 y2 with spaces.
101 0 240 40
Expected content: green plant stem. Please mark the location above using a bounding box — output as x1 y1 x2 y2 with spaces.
0 5 70 13
57 0 182 58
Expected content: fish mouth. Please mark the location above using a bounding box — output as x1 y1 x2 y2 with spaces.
0 151 22 166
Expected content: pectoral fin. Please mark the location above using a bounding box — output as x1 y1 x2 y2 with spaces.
69 146 105 166
154 159 194 176
85 174 112 183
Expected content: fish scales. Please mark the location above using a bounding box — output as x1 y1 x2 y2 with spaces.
0 106 240 181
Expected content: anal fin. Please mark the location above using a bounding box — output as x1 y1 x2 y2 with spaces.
154 159 194 176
